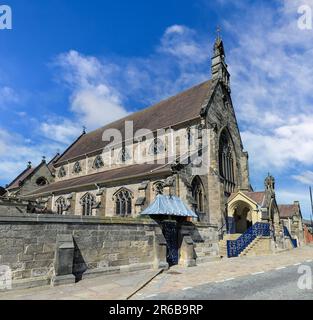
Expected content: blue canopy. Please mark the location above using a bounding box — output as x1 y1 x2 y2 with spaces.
141 195 198 218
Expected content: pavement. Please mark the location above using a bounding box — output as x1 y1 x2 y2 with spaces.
1 245 313 300
0 269 161 300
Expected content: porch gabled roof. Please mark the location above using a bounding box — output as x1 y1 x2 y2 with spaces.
141 195 197 218
228 191 265 207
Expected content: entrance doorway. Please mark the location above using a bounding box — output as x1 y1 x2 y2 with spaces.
161 221 179 266
233 206 253 234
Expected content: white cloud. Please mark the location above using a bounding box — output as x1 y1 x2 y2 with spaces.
242 115 313 169
293 171 313 185
40 118 82 144
221 0 313 172
276 188 312 219
0 128 62 183
71 84 129 128
0 86 19 105
160 25 207 62
54 50 129 130
51 25 210 132
277 189 309 205
2 24 209 184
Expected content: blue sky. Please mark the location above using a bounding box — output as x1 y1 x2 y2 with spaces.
1 0 313 218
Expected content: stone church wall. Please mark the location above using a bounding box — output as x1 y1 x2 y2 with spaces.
54 123 199 184
0 213 159 289
0 211 219 290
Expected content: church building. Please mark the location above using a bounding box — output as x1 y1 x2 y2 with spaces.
11 35 302 264
0 33 307 291
25 35 251 235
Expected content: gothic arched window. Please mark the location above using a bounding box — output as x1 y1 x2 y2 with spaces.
191 177 204 213
114 188 133 216
219 130 235 193
58 166 66 178
36 177 48 186
80 193 96 216
55 197 66 215
149 138 165 155
154 182 164 195
93 155 104 169
73 161 82 174
186 127 194 147
119 147 131 163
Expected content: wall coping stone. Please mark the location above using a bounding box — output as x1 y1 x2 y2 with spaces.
0 212 159 226
190 221 218 229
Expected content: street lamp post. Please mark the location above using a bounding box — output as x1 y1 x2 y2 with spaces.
310 187 313 233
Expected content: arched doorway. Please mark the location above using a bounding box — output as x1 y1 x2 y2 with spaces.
233 207 252 233
228 200 254 234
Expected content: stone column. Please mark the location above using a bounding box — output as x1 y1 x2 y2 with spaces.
179 235 196 267
153 231 169 270
178 225 196 267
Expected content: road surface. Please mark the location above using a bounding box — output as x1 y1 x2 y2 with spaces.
139 261 313 300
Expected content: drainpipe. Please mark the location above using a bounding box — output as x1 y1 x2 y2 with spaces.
95 184 100 193
176 174 180 197
67 160 70 176
52 193 55 212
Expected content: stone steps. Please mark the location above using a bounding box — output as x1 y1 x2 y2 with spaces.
240 237 272 257
218 234 272 258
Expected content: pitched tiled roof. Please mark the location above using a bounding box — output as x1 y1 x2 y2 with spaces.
24 163 172 197
228 191 265 206
279 204 298 218
55 80 213 164
243 192 265 206
6 166 35 190
7 154 60 191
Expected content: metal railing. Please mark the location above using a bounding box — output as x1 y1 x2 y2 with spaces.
227 222 270 258
283 226 298 248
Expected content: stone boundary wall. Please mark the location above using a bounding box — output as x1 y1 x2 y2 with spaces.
0 213 164 289
0 213 219 290
182 222 219 261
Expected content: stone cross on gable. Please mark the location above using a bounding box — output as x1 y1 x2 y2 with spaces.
216 26 221 40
